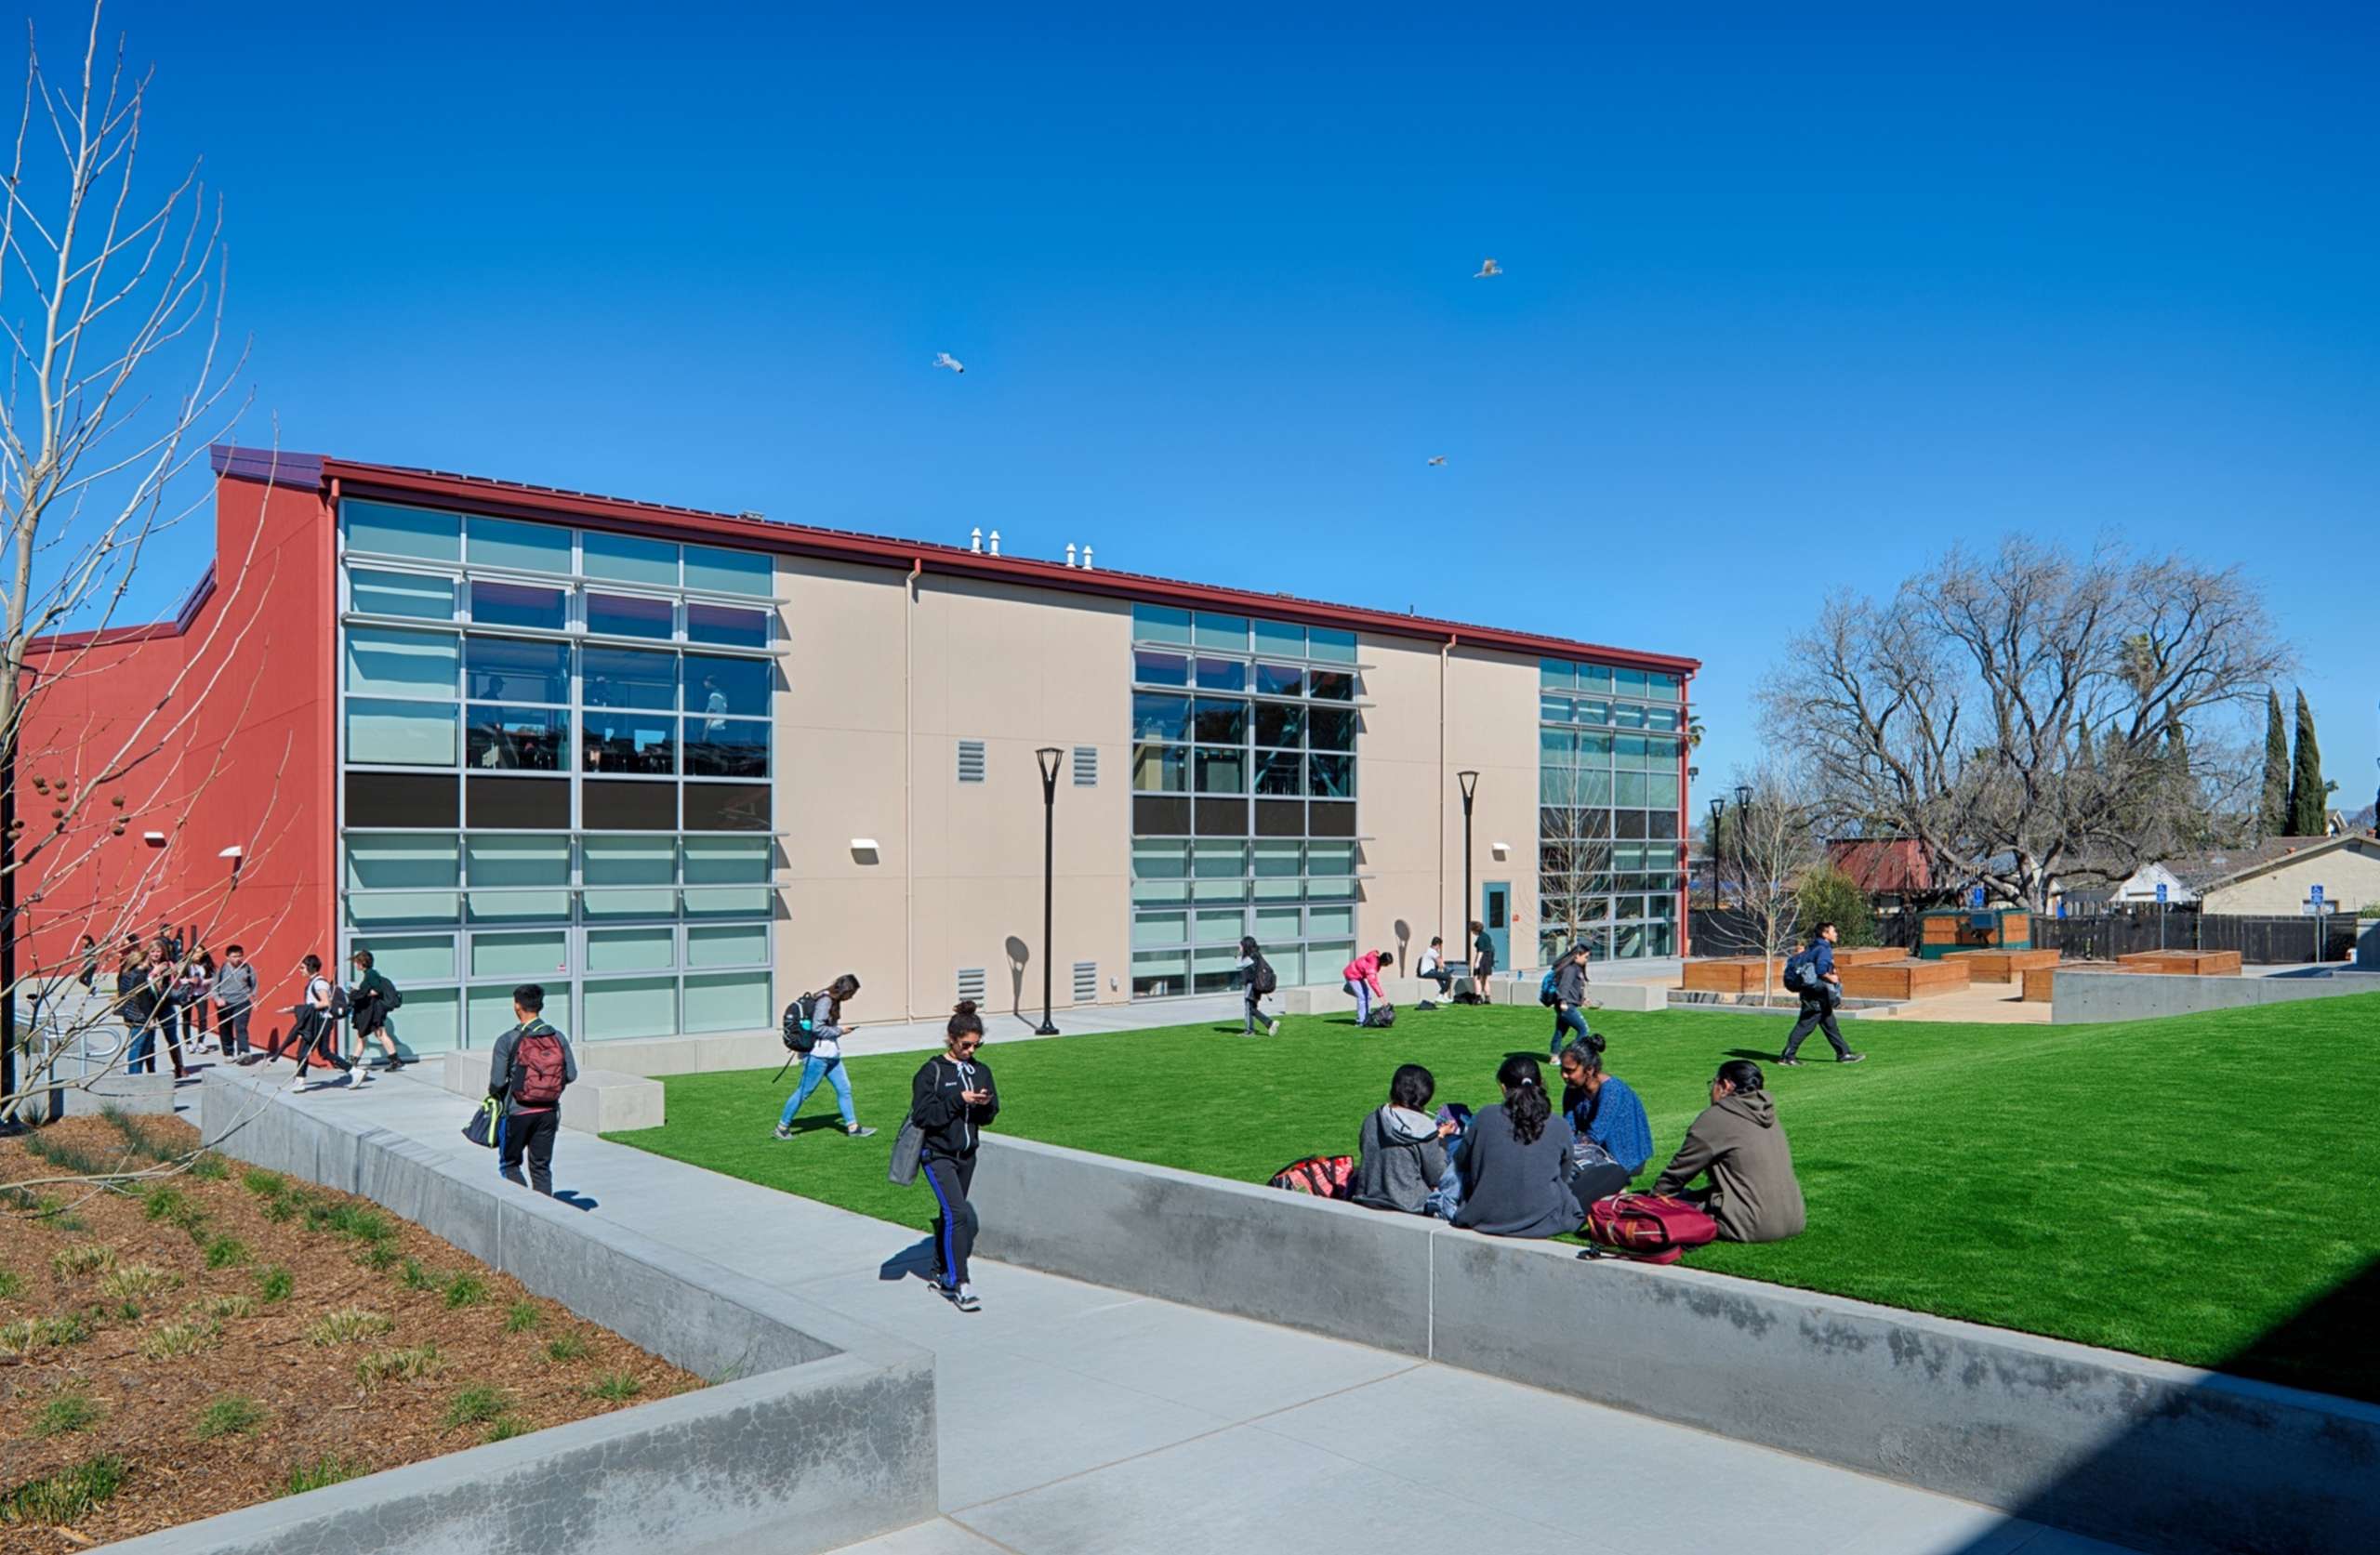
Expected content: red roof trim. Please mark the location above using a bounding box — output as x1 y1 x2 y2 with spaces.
26 566 217 653
310 455 1700 674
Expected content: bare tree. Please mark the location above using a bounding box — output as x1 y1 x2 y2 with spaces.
1763 537 2289 911
1731 764 1819 1006
0 2 285 1133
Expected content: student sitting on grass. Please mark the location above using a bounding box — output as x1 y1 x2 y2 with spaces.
1557 1033 1653 1206
1452 1056 1585 1239
1652 1059 1806 1243
1352 1062 1458 1215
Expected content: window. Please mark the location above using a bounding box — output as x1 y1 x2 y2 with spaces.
957 740 986 784
684 655 771 718
1133 692 1190 741
351 570 456 620
588 592 675 640
348 699 457 767
468 637 571 705
683 718 769 778
1131 604 1192 645
583 531 678 586
347 771 457 828
683 544 773 596
682 784 770 832
583 780 675 830
582 647 677 710
469 776 565 830
1072 745 1098 786
687 601 769 647
1134 650 1191 687
345 500 458 560
469 580 567 632
346 628 459 698
468 706 569 771
467 514 573 573
583 708 676 775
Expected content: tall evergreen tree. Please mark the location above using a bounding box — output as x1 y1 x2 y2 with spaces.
2259 688 2290 837
2287 689 2326 836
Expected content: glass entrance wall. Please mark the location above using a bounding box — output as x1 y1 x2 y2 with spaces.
1129 605 1361 996
1537 659 1686 965
337 499 779 1051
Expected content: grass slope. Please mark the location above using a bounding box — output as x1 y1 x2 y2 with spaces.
610 995 2380 1402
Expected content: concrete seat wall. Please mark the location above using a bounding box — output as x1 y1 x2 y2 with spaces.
439 1052 667 1133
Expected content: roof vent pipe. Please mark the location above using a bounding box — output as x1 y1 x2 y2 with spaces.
1064 543 1078 569
1080 545 1094 571
969 526 983 554
988 530 1001 557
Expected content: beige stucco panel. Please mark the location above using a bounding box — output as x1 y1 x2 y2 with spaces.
2202 841 2380 915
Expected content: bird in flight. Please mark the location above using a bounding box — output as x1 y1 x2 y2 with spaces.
1426 455 1448 467
933 351 966 375
1474 258 1502 279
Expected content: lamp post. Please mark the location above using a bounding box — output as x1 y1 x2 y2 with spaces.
1457 770 1480 973
1034 747 1063 1035
1707 796 1726 909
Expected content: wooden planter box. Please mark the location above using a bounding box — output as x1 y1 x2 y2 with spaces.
1840 958 1973 1000
1832 947 1908 969
2023 960 2122 1001
1918 908 2032 956
1682 957 1784 995
2117 950 2244 977
1945 948 2061 984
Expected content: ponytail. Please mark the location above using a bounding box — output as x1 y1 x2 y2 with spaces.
946 999 984 1048
1496 1054 1551 1146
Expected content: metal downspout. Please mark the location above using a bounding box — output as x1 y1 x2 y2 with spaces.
906 558 921 1021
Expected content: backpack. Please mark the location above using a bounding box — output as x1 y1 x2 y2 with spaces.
382 982 404 1011
781 992 822 1053
1250 955 1277 995
1267 1153 1356 1199
1580 1193 1720 1265
512 1023 568 1106
1540 969 1561 1007
326 982 350 1019
1783 948 1819 993
1363 1002 1397 1030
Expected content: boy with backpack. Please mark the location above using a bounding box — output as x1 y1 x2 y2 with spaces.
489 983 577 1194
1236 936 1281 1035
1778 922 1865 1067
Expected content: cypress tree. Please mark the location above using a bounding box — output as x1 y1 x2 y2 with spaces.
2287 690 2326 837
2259 689 2289 838
2163 718 2200 846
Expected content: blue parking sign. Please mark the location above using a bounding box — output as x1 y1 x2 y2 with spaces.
1969 885 1985 909
2311 884 2324 904
2155 882 2168 905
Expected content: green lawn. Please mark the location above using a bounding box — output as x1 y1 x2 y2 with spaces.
610 995 2380 1402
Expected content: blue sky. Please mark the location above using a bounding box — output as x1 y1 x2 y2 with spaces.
81 1 2380 813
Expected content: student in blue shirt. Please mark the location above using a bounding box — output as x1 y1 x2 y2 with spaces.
1779 922 1865 1066
1558 1033 1653 1206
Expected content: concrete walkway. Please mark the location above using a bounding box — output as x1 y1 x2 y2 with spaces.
243 1068 2135 1555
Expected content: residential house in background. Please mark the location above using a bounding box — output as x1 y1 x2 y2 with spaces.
2108 834 2380 916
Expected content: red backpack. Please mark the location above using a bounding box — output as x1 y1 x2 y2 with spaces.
1580 1192 1719 1265
1267 1154 1356 1200
512 1024 568 1107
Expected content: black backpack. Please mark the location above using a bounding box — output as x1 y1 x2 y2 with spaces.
326 982 351 1019
782 992 822 1054
382 981 404 1011
1363 1002 1396 1030
1250 955 1277 995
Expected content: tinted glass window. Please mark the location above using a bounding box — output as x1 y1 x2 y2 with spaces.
588 592 675 639
682 783 771 832
468 776 565 829
582 779 677 830
469 580 567 631
686 601 768 647
684 718 769 778
683 655 772 718
466 706 569 771
583 647 677 711
346 771 457 827
466 636 571 704
582 531 677 585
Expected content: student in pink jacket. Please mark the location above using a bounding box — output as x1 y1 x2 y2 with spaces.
1342 949 1395 1028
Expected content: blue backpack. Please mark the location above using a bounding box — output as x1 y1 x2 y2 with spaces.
1783 947 1822 993
1540 969 1561 1007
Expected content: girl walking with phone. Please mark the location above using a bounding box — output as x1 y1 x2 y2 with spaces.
910 1001 999 1311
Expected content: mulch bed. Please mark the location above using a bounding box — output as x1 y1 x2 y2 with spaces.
0 1114 700 1548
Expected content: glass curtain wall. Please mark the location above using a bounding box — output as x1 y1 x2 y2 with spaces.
1129 606 1360 996
337 499 779 1053
1538 659 1686 964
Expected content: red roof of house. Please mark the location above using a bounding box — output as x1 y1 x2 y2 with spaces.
1827 837 1934 895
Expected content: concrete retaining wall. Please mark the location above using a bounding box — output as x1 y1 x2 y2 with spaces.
435 1052 667 1133
970 1133 2380 1555
2052 968 2380 1023
135 1071 938 1555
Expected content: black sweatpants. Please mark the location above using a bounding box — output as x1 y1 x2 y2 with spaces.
218 1003 252 1057
1781 987 1851 1061
287 1012 351 1075
499 1107 562 1195
920 1152 979 1288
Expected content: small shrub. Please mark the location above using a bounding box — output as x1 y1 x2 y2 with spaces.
100 1108 177 1162
260 1193 300 1224
586 1371 641 1403
356 1344 443 1386
0 1266 20 1300
20 1127 126 1180
30 1389 102 1439
354 1244 399 1272
188 1154 230 1181
98 1263 180 1299
141 1185 185 1222
191 1394 266 1441
139 1320 218 1360
0 1454 128 1524
502 1300 541 1334
50 1244 115 1279
256 1265 295 1303
2 1188 84 1230
37 1312 92 1347
443 1273 488 1309
440 1385 509 1429
397 1258 446 1294
544 1333 588 1364
199 1294 256 1321
112 1298 142 1322
305 1307 393 1347
204 1235 251 1271
281 1455 365 1497
483 1417 529 1443
241 1166 286 1199
0 1319 42 1357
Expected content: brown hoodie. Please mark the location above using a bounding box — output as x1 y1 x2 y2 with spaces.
1651 1088 1805 1243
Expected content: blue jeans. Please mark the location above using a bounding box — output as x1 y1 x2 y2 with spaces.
127 1022 154 1074
1425 1131 1467 1219
781 1055 856 1129
1551 1003 1589 1058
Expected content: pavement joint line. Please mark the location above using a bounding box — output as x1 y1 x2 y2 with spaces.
936 1512 1036 1555
941 1412 1258 1517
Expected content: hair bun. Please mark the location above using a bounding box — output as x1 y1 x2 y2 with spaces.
952 999 978 1017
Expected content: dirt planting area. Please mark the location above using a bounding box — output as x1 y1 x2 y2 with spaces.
0 1114 700 1549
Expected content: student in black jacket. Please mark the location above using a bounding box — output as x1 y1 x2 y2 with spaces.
910 1000 999 1312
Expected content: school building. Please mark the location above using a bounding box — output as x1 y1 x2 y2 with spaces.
20 446 1699 1055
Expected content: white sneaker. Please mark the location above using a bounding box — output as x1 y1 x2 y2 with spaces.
1269 1020 1281 1036
286 1078 309 1094
350 1069 374 1087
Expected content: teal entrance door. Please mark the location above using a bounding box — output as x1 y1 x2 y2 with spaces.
1482 881 1511 971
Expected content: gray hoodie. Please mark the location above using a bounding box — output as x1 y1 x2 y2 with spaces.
1652 1088 1805 1243
212 961 258 1010
1352 1105 1448 1215
1554 956 1589 1006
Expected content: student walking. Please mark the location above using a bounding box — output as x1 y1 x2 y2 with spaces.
349 950 409 1070
1779 922 1865 1067
775 974 875 1139
489 983 577 1195
285 955 365 1092
1236 937 1281 1035
1547 942 1592 1059
912 1001 999 1311
215 945 258 1062
1342 948 1394 1027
